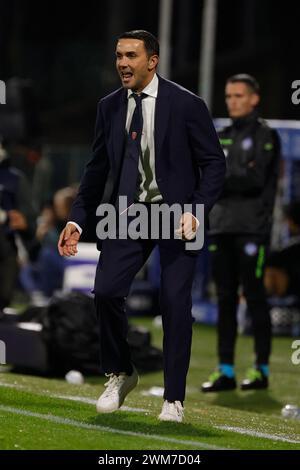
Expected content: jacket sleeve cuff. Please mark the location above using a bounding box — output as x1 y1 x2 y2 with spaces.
67 221 83 235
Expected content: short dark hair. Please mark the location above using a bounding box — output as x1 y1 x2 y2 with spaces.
226 74 260 94
117 30 159 57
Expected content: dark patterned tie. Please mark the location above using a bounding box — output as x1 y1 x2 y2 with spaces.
117 93 145 207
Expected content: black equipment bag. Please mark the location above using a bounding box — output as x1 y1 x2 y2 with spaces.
0 292 163 375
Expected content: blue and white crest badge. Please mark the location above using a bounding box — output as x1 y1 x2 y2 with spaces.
241 137 253 151
244 242 258 256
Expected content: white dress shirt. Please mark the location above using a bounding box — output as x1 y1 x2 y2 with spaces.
127 73 163 203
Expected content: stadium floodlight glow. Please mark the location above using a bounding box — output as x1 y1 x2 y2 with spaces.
0 340 6 364
291 80 300 105
0 80 6 104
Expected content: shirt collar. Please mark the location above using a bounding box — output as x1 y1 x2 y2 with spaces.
127 73 158 99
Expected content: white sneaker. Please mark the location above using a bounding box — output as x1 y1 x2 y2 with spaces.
158 400 184 423
96 366 139 413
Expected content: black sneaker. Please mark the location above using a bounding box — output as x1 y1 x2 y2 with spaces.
201 371 237 393
240 368 269 391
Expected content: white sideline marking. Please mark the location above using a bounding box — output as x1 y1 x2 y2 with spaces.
2 381 299 446
0 405 222 450
0 382 147 413
217 426 300 445
0 382 25 389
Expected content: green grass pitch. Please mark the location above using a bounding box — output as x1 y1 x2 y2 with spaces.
0 318 300 450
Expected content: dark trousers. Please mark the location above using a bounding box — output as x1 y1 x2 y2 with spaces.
0 231 18 309
94 232 197 403
210 234 271 366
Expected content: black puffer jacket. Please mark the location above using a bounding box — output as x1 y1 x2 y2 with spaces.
209 111 281 236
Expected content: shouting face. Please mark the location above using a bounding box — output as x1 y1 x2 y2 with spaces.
116 38 158 93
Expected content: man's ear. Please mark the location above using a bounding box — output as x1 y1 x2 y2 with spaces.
148 55 159 71
251 93 260 107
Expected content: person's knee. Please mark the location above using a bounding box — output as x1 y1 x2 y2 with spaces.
160 286 191 314
244 289 266 304
94 273 127 299
95 282 118 299
216 288 237 304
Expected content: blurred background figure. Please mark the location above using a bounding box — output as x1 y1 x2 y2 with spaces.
19 186 77 303
264 203 300 337
0 139 36 309
202 74 281 393
9 140 53 213
265 202 300 300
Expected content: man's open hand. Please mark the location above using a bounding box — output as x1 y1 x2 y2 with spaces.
58 223 80 257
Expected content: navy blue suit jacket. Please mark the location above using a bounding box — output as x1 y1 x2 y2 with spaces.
69 75 226 246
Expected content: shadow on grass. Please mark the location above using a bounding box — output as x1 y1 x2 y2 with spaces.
208 389 283 413
89 411 220 441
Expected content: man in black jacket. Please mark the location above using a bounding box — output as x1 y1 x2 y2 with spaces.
202 74 280 392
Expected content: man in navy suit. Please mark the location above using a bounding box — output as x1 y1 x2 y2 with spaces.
58 30 225 422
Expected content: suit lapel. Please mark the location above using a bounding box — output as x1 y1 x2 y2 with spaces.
155 76 171 160
112 89 127 168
